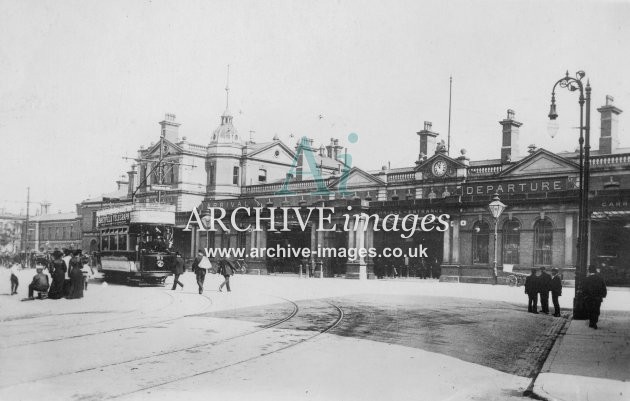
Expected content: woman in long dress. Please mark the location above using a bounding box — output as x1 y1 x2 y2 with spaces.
66 251 84 299
48 251 67 299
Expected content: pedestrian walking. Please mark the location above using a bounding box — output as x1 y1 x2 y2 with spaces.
550 267 563 317
10 263 19 295
538 266 552 314
218 259 235 292
171 252 185 290
48 250 67 299
524 268 539 313
192 250 211 294
583 265 607 329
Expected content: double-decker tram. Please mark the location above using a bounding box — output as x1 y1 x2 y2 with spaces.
96 204 176 286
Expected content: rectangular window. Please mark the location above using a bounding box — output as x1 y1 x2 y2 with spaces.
118 234 127 251
101 235 109 251
111 234 118 251
233 166 239 185
208 163 215 186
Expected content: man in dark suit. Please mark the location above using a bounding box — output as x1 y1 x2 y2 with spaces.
524 268 539 313
192 250 205 294
550 267 563 317
538 266 552 314
583 265 607 329
171 252 185 291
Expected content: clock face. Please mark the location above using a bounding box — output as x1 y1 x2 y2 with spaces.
432 160 448 177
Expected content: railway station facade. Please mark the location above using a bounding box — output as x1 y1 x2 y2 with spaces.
89 95 630 285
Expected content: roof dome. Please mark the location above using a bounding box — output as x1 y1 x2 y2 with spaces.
210 110 241 144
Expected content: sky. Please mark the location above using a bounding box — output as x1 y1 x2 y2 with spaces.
1 0 629 214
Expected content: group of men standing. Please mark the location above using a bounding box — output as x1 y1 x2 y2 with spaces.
525 265 608 329
525 266 563 316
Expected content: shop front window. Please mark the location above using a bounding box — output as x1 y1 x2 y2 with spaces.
503 220 521 264
534 219 553 265
472 221 490 264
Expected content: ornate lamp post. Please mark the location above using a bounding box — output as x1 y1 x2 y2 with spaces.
547 70 591 319
489 193 506 285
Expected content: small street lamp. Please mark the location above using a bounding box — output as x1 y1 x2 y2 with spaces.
489 193 506 285
547 70 591 319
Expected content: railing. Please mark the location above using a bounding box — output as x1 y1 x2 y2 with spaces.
387 172 415 182
468 165 502 176
185 143 207 153
590 153 630 167
244 177 335 194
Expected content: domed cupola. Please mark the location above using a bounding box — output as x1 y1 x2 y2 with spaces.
209 65 241 145
210 109 240 144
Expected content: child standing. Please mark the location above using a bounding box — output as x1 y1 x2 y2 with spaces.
81 256 94 291
10 264 19 295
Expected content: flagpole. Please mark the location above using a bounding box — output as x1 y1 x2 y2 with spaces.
447 76 452 156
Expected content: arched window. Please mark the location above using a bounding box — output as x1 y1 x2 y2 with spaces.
534 219 553 266
258 168 267 183
472 221 490 264
502 219 521 264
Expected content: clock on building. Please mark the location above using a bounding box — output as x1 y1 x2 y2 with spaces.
432 160 448 177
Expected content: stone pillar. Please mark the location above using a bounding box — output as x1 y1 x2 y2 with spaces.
189 227 196 258
442 222 451 264
346 215 367 279
564 213 573 266
452 219 460 264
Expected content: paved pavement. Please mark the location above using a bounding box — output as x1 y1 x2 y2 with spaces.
533 308 630 401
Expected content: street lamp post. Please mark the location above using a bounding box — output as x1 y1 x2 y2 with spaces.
489 193 506 285
547 70 591 320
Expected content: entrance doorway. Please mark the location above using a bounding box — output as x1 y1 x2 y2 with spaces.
266 224 312 274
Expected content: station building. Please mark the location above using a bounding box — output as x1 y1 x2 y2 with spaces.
100 91 630 285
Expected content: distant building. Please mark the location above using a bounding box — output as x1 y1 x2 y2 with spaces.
27 211 82 252
0 211 25 254
77 177 130 253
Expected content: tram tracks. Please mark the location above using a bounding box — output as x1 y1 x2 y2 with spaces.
0 297 344 401
109 300 344 400
0 289 183 347
0 294 295 390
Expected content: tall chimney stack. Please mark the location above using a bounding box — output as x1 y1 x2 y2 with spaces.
598 95 623 154
416 121 438 164
499 109 522 163
159 113 181 143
